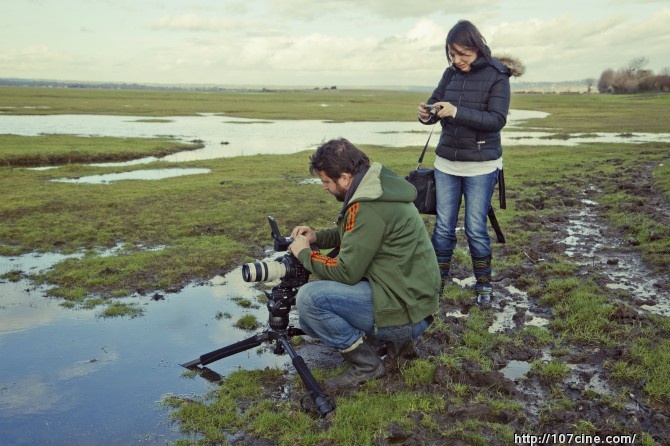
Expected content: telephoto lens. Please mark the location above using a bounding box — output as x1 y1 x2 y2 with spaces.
242 259 287 282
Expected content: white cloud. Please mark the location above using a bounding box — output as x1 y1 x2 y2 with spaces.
1 0 668 85
267 0 491 20
151 13 230 32
0 45 76 75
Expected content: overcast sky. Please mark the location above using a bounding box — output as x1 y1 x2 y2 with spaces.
2 0 668 87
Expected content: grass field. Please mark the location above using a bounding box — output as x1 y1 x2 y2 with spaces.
2 85 669 131
1 86 669 444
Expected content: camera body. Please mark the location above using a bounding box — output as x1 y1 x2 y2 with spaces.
241 216 311 288
241 217 311 330
242 251 310 289
424 103 441 116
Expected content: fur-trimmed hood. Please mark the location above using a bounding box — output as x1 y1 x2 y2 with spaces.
495 54 526 78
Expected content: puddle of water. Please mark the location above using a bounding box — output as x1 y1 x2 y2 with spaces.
564 201 604 258
565 363 611 395
488 285 549 333
3 111 669 171
444 310 468 318
489 303 521 333
500 360 532 381
51 167 211 184
525 316 550 327
561 192 670 317
0 252 296 445
586 373 610 394
452 277 476 288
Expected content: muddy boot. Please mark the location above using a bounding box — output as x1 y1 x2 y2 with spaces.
437 258 451 296
472 254 493 305
439 275 449 296
324 339 385 390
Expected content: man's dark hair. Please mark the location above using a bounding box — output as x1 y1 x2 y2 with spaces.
309 138 370 180
445 19 491 63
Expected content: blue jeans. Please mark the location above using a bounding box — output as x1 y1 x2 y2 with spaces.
432 168 498 263
296 280 431 350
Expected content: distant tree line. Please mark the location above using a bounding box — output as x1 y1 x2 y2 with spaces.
597 57 670 94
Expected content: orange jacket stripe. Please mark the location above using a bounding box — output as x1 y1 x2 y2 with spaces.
310 251 338 266
345 202 359 232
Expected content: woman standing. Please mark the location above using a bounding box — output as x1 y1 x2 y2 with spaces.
417 20 523 304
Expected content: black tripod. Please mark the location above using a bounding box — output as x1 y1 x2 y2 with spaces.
181 279 335 418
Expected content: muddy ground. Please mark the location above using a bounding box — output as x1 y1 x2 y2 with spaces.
216 161 670 445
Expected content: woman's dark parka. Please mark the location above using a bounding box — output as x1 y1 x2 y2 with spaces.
423 56 523 162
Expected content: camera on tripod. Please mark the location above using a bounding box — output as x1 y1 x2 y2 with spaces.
241 216 310 288
181 216 334 417
241 216 311 330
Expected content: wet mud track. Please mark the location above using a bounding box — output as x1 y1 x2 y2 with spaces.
282 162 670 444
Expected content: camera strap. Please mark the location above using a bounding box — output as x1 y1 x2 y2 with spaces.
415 122 437 170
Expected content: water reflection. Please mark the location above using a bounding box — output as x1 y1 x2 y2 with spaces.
5 111 668 179
52 167 211 184
8 110 665 167
0 251 294 445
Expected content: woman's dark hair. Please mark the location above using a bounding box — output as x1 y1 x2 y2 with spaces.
445 20 491 63
309 138 370 180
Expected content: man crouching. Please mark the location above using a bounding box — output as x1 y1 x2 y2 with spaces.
287 138 440 390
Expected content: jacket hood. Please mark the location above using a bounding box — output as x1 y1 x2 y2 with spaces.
494 54 525 78
470 54 525 78
350 162 416 205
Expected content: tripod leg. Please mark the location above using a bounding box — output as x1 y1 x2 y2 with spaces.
181 333 269 368
276 336 334 417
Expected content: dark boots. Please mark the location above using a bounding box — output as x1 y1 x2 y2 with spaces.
472 254 493 304
324 339 385 390
437 258 451 296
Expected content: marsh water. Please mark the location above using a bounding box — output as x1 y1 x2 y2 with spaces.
0 251 294 445
2 111 670 444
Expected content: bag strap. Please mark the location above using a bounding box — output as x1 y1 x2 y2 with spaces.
487 206 505 244
416 122 438 169
498 168 506 209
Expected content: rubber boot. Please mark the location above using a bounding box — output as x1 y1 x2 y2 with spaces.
324 339 385 390
439 275 449 296
437 259 451 296
472 254 493 305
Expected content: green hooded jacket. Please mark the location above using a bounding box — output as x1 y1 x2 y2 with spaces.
296 162 440 329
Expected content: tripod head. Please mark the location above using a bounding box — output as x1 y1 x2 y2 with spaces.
265 281 298 331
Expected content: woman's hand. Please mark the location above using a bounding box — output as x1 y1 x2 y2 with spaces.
418 102 457 120
432 101 457 119
417 103 434 121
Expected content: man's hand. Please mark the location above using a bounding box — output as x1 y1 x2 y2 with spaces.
290 225 317 241
288 234 311 256
288 226 317 256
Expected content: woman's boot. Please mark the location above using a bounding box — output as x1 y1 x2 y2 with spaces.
472 254 493 304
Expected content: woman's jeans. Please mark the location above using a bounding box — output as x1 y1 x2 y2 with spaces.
432 168 498 292
296 280 430 351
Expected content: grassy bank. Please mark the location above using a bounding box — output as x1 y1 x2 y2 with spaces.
0 134 202 167
1 87 669 444
2 85 669 131
0 85 426 122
